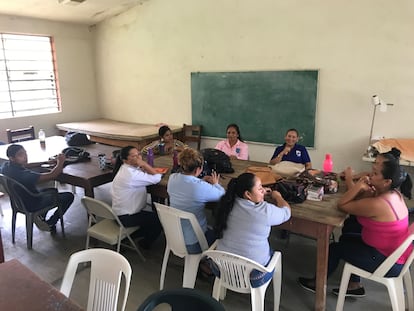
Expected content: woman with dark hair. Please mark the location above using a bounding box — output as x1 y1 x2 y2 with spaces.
299 153 413 297
141 125 186 155
269 128 312 169
215 123 249 160
214 173 291 286
340 148 412 238
111 146 163 249
167 148 225 253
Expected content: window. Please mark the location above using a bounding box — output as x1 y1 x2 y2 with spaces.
0 33 60 119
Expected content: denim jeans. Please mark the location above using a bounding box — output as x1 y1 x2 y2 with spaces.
328 235 403 282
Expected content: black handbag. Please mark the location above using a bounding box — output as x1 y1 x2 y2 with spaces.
65 132 93 146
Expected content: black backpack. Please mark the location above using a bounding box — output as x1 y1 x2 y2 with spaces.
273 181 307 203
61 147 90 166
201 148 234 174
65 132 93 146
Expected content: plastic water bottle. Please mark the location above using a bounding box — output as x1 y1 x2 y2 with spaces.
147 148 154 167
323 153 333 173
158 142 165 155
38 129 46 148
38 129 46 142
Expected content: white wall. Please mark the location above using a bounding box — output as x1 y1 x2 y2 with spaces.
0 14 99 142
93 0 414 171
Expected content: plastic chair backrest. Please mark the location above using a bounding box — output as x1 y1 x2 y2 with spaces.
6 126 35 143
0 173 35 213
373 222 414 277
60 248 132 311
81 196 117 222
136 288 226 311
204 250 270 293
154 202 208 257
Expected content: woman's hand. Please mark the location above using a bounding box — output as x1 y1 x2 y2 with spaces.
204 171 220 184
264 187 272 194
282 146 291 155
356 176 376 195
271 190 291 210
338 175 376 211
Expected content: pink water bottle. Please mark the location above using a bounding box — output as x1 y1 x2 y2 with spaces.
323 153 333 173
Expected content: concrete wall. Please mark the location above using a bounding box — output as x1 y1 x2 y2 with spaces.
93 0 414 172
0 14 99 142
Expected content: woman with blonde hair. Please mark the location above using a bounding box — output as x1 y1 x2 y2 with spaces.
167 148 225 253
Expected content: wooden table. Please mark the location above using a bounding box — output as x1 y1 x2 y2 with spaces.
0 259 84 311
56 119 183 149
149 156 346 311
0 136 117 197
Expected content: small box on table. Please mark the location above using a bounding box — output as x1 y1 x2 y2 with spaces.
307 185 324 201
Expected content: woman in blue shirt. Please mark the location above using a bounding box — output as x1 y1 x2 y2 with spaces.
214 172 291 286
167 148 225 253
269 128 312 170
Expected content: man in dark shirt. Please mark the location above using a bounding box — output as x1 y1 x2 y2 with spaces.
1 144 74 232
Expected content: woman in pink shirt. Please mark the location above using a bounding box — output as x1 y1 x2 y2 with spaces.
215 124 248 160
299 152 412 297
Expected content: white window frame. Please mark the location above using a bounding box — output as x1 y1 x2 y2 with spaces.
0 33 60 119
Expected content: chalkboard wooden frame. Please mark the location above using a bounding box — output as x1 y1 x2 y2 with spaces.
191 70 318 147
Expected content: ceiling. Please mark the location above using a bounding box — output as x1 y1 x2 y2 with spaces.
0 0 149 25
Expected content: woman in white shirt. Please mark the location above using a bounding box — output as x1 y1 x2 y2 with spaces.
111 146 162 249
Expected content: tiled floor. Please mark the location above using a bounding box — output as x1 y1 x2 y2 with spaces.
0 183 412 311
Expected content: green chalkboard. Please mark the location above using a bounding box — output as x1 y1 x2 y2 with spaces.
191 70 318 147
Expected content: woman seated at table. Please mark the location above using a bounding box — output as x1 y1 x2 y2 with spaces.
298 152 413 297
111 146 163 249
141 125 186 155
215 123 248 160
339 148 412 244
269 128 312 170
167 148 225 253
214 172 291 286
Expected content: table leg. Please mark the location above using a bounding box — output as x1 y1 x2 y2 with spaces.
0 229 4 263
83 185 95 198
314 225 331 311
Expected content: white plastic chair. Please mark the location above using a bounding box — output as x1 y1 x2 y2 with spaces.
154 202 210 289
60 248 132 311
335 223 414 311
81 196 145 262
204 249 282 311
